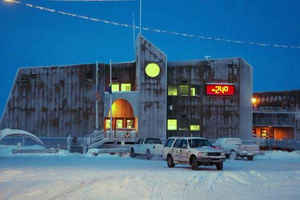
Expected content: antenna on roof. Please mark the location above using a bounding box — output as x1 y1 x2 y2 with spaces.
139 0 142 34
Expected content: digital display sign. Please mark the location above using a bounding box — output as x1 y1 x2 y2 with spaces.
206 84 235 96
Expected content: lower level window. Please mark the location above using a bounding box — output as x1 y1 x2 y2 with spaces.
116 119 123 128
106 119 111 129
168 119 177 130
127 119 134 128
190 125 200 131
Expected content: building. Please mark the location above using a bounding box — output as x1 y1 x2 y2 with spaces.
0 35 253 141
252 90 300 140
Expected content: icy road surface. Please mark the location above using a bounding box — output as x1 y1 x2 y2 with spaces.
1 147 300 200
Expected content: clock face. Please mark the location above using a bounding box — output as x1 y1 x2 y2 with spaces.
145 63 160 78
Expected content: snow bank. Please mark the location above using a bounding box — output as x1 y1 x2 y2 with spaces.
256 150 300 160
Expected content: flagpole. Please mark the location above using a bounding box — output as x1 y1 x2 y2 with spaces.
95 61 99 130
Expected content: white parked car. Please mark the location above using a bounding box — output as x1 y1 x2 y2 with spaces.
163 137 226 170
130 138 163 159
214 138 260 160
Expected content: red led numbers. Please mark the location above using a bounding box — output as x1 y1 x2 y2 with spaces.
206 84 235 96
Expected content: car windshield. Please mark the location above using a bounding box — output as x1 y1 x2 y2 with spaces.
188 139 211 148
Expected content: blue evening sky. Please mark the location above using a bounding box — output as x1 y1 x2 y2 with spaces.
0 0 299 114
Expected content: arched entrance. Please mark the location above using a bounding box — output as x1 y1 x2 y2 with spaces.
104 99 137 132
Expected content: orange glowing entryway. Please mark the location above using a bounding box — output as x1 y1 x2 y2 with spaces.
104 99 137 131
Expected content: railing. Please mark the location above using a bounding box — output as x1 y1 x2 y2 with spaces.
253 119 295 126
104 130 137 143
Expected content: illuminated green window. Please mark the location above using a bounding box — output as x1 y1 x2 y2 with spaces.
116 119 123 129
121 83 131 92
111 83 119 92
190 125 200 131
179 85 189 96
168 119 177 130
168 86 178 96
190 87 196 96
106 119 111 129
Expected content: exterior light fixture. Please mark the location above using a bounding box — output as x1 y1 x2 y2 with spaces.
251 97 257 105
4 0 15 3
145 63 160 78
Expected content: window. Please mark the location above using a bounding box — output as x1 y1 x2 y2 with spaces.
111 83 120 92
168 86 178 96
188 139 211 148
106 119 111 129
179 85 189 96
181 139 188 148
121 83 131 92
190 87 196 96
116 119 123 128
111 83 119 92
190 125 200 131
174 139 182 148
165 139 175 147
168 119 177 130
127 119 134 129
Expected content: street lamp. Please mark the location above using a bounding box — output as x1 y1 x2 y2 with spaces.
4 0 15 3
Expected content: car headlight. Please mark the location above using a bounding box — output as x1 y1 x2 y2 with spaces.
221 152 225 156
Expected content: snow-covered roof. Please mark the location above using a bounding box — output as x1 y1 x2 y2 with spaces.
0 128 44 145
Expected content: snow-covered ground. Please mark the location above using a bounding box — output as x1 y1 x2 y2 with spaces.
1 145 300 200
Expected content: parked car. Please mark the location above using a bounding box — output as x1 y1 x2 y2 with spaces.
214 138 260 160
130 138 163 159
163 137 226 170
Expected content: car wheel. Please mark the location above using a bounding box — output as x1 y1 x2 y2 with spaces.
191 156 198 170
216 162 223 170
230 150 237 160
247 155 254 161
146 149 152 160
167 155 175 168
130 148 136 158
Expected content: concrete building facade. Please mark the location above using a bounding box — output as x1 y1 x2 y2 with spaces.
0 35 253 141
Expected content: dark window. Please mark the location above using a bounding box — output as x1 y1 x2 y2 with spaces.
145 138 162 144
165 139 175 147
181 139 188 149
188 139 211 148
173 139 182 148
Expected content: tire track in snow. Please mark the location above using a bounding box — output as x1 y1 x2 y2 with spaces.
47 176 113 200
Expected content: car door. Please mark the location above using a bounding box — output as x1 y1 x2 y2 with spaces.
180 139 190 162
172 139 183 161
163 138 175 159
135 138 143 154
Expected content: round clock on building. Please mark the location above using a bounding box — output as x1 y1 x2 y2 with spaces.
145 63 160 78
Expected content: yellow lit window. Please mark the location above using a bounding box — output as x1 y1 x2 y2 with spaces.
190 88 196 96
190 125 200 131
127 119 134 128
121 83 131 92
106 119 111 129
111 83 119 92
116 119 123 129
168 86 178 96
168 119 177 130
179 85 189 96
